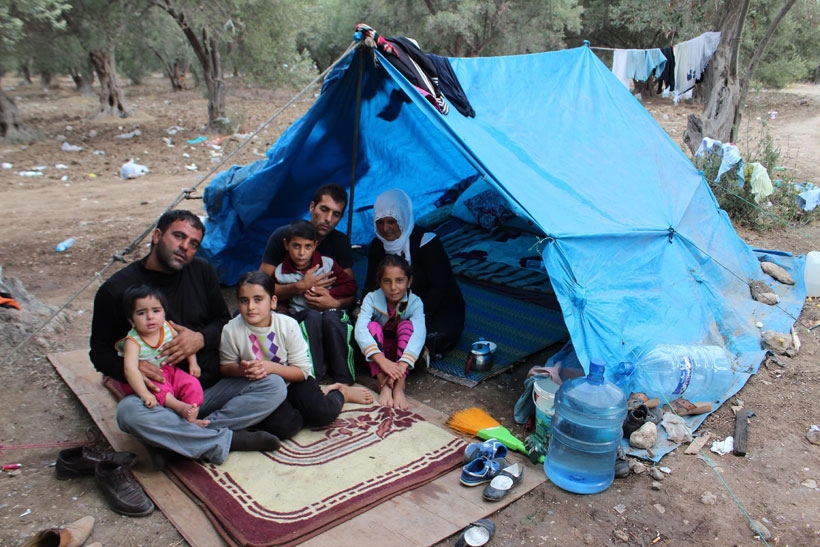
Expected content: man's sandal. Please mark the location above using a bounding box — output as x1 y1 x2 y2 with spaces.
627 392 660 410
662 397 712 416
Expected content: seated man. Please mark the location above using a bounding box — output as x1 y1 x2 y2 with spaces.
274 220 357 384
90 210 286 468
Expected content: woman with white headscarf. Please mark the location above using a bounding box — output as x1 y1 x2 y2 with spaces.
363 189 465 361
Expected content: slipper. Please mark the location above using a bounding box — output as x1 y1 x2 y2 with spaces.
455 519 495 547
463 438 508 464
482 462 524 501
627 392 660 409
662 397 712 416
460 457 509 487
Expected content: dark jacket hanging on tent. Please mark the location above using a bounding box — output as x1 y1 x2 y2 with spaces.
379 35 449 114
427 54 476 118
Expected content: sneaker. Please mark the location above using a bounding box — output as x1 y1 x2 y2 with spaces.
55 446 137 480
95 461 155 517
459 457 509 487
463 438 508 464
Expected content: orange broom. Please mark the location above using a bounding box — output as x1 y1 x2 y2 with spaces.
446 407 529 456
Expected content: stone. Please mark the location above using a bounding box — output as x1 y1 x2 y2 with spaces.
761 261 795 285
629 460 647 474
653 503 665 514
613 529 630 543
649 467 665 481
650 480 662 490
629 422 657 449
701 491 717 505
750 520 772 540
807 427 820 445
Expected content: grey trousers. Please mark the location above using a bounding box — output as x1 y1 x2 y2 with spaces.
116 375 286 464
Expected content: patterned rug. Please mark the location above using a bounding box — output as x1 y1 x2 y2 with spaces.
427 279 569 387
165 404 468 547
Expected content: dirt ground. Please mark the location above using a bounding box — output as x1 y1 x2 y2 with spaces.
1 71 820 547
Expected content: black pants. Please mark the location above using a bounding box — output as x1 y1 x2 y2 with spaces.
293 308 355 384
254 377 344 441
426 305 465 357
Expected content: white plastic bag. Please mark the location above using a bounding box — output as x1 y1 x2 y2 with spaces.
120 159 150 179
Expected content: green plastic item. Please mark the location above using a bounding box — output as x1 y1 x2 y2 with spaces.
476 425 529 456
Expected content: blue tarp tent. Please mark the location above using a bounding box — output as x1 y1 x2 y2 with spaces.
200 43 804 456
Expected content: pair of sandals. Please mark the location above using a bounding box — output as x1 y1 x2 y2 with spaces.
460 439 525 501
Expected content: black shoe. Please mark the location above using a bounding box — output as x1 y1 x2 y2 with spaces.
95 461 155 517
55 446 137 480
146 445 181 472
622 404 648 438
614 445 630 479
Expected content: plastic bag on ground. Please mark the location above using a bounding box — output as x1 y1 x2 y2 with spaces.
120 159 150 179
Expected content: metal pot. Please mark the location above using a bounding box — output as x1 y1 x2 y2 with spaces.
469 340 497 372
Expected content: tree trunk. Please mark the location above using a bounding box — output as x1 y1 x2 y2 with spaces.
69 66 95 96
686 0 798 155
89 48 128 117
0 87 32 142
40 71 53 89
731 0 798 136
155 2 228 130
203 34 227 130
684 0 748 155
152 49 187 91
19 63 33 86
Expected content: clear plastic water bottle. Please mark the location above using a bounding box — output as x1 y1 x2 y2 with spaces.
55 237 76 252
614 344 737 403
544 360 627 494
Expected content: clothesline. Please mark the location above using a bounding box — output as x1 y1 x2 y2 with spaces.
589 32 721 102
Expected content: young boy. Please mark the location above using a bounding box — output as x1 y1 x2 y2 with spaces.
274 220 358 383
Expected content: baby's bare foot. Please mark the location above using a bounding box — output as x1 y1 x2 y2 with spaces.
192 418 210 428
174 403 202 424
392 387 409 410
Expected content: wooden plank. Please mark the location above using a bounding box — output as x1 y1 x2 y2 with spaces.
48 350 228 547
684 434 712 455
733 410 751 456
50 350 547 547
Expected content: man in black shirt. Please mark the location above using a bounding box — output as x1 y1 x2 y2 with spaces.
90 210 285 465
260 183 355 312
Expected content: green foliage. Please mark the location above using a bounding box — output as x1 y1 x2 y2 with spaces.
228 1 318 88
742 1 820 89
697 116 819 231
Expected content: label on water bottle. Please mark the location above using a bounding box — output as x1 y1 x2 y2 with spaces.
673 356 694 395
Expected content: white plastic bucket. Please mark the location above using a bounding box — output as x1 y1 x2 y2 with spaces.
806 251 820 297
533 377 560 440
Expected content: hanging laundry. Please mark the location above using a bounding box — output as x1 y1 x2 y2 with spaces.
745 162 774 203
673 31 721 97
612 49 630 89
626 49 666 82
695 137 744 186
656 47 675 94
427 54 475 117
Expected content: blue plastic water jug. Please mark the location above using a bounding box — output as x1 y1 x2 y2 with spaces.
544 360 627 494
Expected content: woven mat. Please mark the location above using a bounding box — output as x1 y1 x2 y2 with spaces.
166 404 468 547
427 280 569 387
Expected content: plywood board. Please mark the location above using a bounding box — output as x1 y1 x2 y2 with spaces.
50 350 546 547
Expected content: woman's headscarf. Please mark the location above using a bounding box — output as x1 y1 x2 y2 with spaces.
374 188 415 264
